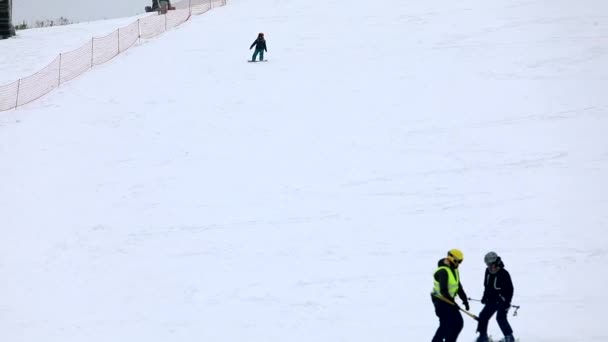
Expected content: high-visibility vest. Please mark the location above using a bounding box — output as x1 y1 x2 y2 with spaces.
432 266 460 298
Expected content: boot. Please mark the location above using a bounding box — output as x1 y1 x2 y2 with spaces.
476 334 490 342
503 335 515 342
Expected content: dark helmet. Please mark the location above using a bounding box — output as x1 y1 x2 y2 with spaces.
258 32 264 37
484 251 499 266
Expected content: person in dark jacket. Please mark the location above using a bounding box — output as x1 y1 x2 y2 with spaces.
476 252 515 342
431 249 470 342
250 32 267 62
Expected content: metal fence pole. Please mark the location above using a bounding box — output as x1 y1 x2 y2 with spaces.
58 53 62 86
15 79 20 109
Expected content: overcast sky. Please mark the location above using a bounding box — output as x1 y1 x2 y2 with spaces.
13 0 148 24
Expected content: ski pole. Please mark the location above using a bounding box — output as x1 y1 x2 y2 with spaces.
459 307 479 321
468 297 520 316
433 294 478 321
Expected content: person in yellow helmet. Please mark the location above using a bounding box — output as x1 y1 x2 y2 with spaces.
431 249 470 342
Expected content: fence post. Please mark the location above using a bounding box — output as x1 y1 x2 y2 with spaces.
138 19 141 43
15 79 21 109
58 53 62 86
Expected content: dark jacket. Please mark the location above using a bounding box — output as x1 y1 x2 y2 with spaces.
481 260 514 305
433 258 468 303
250 38 267 52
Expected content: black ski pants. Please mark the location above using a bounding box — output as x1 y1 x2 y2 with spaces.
476 302 513 337
431 296 463 342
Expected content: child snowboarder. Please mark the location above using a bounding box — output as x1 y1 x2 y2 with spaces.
249 33 267 62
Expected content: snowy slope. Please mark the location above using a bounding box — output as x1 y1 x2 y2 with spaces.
1 0 608 341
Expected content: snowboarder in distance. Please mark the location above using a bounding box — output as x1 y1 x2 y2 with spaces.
431 249 470 342
476 252 516 342
250 32 267 62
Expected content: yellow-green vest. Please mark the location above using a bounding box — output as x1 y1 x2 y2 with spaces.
432 266 460 298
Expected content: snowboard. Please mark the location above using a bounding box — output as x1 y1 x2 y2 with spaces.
248 60 268 63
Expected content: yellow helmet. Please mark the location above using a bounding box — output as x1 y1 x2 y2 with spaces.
447 249 464 264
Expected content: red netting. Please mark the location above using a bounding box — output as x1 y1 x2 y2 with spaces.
167 8 191 29
191 0 213 15
119 21 140 53
0 0 226 112
0 80 19 111
17 56 60 107
139 15 166 39
60 40 93 84
93 30 120 66
173 0 191 10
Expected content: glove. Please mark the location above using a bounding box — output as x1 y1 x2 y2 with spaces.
481 297 487 304
463 299 470 311
498 295 511 309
